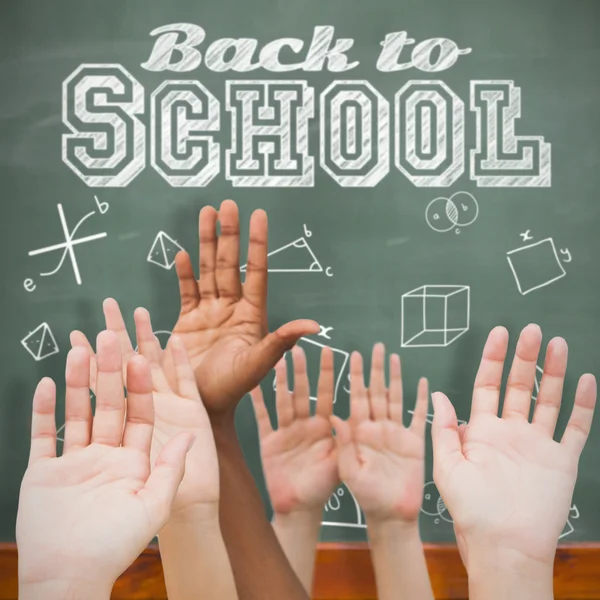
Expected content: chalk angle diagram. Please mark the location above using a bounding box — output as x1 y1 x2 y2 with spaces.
321 484 366 529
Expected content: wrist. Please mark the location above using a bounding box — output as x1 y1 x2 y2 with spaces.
273 507 323 534
19 578 112 600
161 502 221 533
467 547 554 599
366 516 421 545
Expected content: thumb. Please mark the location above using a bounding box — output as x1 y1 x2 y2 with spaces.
330 415 360 481
431 392 464 480
249 319 320 379
137 432 195 532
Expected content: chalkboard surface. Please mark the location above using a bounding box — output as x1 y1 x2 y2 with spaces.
1 0 599 545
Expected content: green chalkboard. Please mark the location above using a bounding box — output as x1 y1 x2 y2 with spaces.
1 0 599 546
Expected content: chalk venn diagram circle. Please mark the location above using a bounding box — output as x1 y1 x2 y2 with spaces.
425 191 479 233
421 481 453 523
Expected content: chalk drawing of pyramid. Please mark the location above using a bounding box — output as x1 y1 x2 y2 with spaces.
532 364 544 401
240 237 323 273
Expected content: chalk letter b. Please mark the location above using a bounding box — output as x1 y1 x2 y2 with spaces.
141 23 206 72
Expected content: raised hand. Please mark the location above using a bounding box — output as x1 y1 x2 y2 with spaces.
432 324 597 572
71 301 221 518
251 346 338 515
169 200 319 417
133 308 220 518
17 331 193 599
331 344 429 524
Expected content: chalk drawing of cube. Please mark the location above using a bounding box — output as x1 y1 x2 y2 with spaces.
401 285 470 347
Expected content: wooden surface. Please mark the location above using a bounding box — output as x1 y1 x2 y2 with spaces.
1 543 599 599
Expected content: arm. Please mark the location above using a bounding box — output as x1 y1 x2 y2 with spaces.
271 510 322 592
367 521 433 600
250 347 339 593
331 345 434 600
212 417 310 600
72 308 238 600
431 324 597 600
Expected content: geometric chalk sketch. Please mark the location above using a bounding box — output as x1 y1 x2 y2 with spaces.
28 204 107 286
507 238 568 295
401 285 470 348
273 336 350 405
321 483 366 529
531 364 544 402
21 322 59 361
425 191 479 234
559 504 580 540
409 410 467 427
147 231 184 270
421 481 453 524
241 226 332 276
134 329 172 352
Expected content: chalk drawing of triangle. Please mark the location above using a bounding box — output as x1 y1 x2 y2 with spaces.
240 237 323 273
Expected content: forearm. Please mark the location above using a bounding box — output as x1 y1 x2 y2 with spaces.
19 578 112 600
159 508 237 600
212 418 309 600
272 509 322 594
467 548 554 600
367 519 434 600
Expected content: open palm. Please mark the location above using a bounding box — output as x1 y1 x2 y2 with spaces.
332 345 429 523
432 325 597 566
133 307 220 516
169 201 319 415
251 346 338 514
72 301 221 517
17 332 192 588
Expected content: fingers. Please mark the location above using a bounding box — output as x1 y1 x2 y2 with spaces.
69 330 97 393
531 337 568 435
138 432 196 532
292 346 310 419
432 392 464 480
63 347 93 453
470 326 509 419
134 308 170 392
103 298 135 363
29 378 57 464
502 324 543 420
91 331 126 447
175 251 200 314
330 415 359 480
368 343 387 421
561 374 597 456
122 355 155 457
250 385 273 439
168 335 201 400
198 205 219 300
316 347 335 420
349 352 370 424
387 353 404 423
275 358 294 427
215 200 242 300
248 319 320 385
409 377 429 437
242 209 268 309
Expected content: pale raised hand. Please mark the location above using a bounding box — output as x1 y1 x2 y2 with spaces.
168 200 319 418
133 307 220 518
432 324 597 570
17 331 193 599
250 346 338 515
71 301 221 518
331 344 429 524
